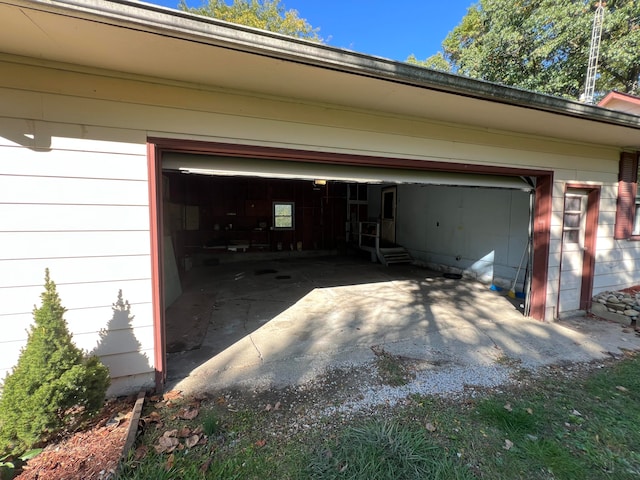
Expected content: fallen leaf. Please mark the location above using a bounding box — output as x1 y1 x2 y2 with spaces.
616 385 629 392
503 439 514 451
526 408 533 415
179 407 200 420
504 403 513 412
264 403 272 412
255 439 267 448
134 445 148 461
425 422 437 432
178 427 192 438
165 453 175 471
155 436 179 454
163 390 183 401
216 396 227 405
200 458 212 473
147 411 162 422
163 429 178 438
274 401 281 411
185 434 200 449
338 462 348 473
192 426 204 435
571 409 582 416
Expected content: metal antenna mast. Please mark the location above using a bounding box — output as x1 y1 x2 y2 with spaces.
583 2 605 104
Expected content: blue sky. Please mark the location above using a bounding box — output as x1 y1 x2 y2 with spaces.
143 0 474 61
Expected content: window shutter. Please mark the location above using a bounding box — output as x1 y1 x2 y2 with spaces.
614 152 638 239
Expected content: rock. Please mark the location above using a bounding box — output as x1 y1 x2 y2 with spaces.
597 298 608 304
607 295 620 303
607 302 625 312
624 310 640 317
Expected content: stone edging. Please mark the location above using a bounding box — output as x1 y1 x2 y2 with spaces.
592 290 640 327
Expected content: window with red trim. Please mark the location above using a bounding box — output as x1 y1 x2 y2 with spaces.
615 152 640 239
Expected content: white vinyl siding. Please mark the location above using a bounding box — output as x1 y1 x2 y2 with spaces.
0 123 154 396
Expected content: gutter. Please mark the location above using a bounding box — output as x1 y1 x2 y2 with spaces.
8 0 640 131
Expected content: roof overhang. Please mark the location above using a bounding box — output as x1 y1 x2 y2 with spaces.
598 91 640 116
2 0 640 149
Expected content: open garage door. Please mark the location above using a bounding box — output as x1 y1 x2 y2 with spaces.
163 153 534 190
148 139 552 389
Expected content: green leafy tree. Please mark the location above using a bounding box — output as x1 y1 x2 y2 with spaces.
0 270 110 455
179 0 320 40
410 0 640 100
406 52 451 73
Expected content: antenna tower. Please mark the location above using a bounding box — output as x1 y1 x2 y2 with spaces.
583 2 605 104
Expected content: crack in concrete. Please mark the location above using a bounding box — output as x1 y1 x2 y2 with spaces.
249 334 264 364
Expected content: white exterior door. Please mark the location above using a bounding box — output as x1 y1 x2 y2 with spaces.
558 191 588 314
381 186 397 246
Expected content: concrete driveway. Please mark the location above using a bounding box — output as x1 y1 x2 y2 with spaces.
166 255 640 396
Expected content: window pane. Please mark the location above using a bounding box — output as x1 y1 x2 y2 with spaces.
634 201 640 235
275 216 292 228
564 196 581 211
275 204 292 216
563 229 580 244
564 213 580 228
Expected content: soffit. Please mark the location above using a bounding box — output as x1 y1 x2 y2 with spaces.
1 0 640 149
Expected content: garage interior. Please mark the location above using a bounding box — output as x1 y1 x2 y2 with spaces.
160 153 534 381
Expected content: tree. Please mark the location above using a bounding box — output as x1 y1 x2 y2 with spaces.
406 52 451 73
0 270 110 455
179 0 320 40
410 0 640 100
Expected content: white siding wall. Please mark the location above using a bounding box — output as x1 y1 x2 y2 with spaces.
0 57 637 390
395 185 530 288
0 118 154 395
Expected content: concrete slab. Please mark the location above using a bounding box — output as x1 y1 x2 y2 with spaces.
165 255 640 396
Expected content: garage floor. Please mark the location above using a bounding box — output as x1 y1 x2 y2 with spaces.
165 254 640 396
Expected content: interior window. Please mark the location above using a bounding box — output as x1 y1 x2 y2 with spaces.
273 202 294 229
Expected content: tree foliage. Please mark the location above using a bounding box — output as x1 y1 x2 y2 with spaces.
411 0 640 100
0 270 110 455
179 0 320 40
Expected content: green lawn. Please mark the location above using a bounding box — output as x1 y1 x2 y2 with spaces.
120 354 640 479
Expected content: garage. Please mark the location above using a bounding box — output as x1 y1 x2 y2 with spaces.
152 140 547 383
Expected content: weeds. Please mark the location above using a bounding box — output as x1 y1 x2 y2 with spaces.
371 345 414 386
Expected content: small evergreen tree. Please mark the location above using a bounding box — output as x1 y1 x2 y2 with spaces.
0 270 110 455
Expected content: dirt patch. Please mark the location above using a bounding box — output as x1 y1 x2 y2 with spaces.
13 396 136 480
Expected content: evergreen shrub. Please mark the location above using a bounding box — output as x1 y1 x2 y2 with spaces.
0 270 110 455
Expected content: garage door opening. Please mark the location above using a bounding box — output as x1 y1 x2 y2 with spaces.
147 139 553 389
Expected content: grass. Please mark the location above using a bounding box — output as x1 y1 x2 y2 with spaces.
120 354 640 479
307 421 473 479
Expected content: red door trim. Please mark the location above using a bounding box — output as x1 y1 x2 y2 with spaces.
147 142 166 392
565 183 601 312
530 174 552 321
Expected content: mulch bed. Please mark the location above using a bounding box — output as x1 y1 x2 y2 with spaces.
14 396 137 480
